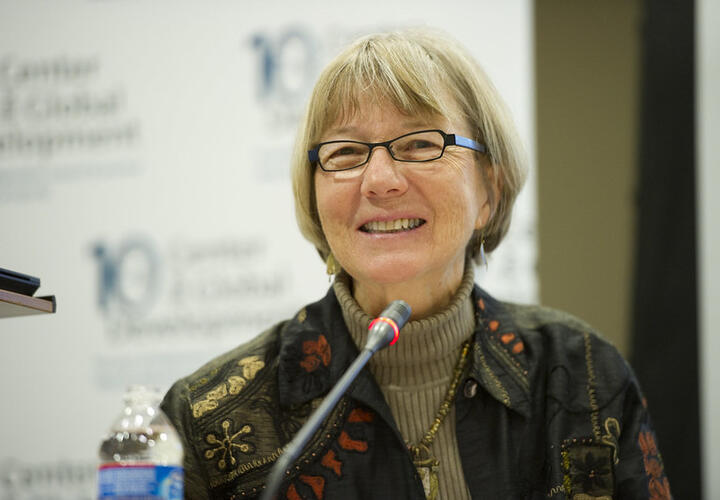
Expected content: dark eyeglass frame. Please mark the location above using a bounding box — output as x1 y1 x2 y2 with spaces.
308 129 487 172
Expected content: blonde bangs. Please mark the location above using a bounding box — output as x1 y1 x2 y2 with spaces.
307 36 455 145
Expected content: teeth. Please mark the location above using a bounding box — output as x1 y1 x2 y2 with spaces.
362 218 424 233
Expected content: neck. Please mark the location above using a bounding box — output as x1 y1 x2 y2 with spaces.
351 258 467 320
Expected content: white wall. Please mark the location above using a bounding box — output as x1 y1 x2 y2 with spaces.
0 1 535 498
698 0 720 497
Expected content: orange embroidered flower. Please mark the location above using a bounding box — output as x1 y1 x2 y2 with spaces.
645 457 664 478
321 449 342 476
500 332 516 344
338 430 368 452
638 430 659 457
348 408 374 423
300 335 331 373
299 475 325 498
649 477 672 499
286 475 326 500
638 428 671 500
287 483 301 500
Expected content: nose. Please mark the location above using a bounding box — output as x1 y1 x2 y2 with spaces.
360 146 409 198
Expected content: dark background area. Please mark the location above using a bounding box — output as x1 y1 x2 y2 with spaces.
632 0 699 497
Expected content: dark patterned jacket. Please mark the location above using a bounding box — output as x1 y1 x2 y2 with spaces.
161 285 671 499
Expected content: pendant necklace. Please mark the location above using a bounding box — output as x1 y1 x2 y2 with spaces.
408 340 471 500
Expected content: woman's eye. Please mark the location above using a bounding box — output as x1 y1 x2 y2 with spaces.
408 140 433 150
337 146 359 156
330 145 362 157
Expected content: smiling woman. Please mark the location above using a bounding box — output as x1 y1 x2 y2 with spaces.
161 29 671 500
312 102 492 319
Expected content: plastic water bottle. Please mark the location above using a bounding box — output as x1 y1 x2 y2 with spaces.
97 385 184 499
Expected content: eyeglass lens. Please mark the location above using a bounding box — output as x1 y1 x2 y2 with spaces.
318 130 445 171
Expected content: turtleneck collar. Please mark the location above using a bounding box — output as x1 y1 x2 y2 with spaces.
332 262 476 383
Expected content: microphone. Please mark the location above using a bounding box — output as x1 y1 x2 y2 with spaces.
365 299 411 352
260 300 411 500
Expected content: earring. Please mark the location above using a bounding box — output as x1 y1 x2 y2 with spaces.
479 238 488 271
326 252 340 277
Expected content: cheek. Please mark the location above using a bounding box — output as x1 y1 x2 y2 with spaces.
314 173 351 232
436 158 487 230
314 174 332 225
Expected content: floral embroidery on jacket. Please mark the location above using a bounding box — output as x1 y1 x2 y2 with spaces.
320 450 342 477
204 420 256 471
286 474 325 500
300 335 331 373
281 330 335 397
638 426 671 499
282 405 375 499
561 441 614 499
191 355 266 419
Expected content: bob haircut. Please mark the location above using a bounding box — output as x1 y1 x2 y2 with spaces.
292 28 527 263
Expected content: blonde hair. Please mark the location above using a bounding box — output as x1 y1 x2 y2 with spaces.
292 28 527 262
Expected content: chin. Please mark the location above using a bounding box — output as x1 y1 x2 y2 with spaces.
348 255 428 287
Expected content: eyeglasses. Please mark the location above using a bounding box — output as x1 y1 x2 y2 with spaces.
308 129 486 172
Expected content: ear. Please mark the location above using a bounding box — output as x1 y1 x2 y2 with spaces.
475 164 500 230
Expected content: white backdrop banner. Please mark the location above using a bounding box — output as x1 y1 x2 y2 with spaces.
0 1 535 498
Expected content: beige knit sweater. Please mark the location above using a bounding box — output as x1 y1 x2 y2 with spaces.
333 266 475 500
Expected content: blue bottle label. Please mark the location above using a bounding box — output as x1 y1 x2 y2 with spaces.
97 464 183 499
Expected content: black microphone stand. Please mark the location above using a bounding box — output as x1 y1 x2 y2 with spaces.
260 300 411 500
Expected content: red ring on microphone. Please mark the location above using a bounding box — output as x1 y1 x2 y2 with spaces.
368 317 400 346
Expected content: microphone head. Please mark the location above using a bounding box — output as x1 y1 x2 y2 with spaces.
366 300 411 352
380 300 412 330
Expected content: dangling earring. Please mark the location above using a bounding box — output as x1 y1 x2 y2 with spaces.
326 252 340 278
479 237 488 271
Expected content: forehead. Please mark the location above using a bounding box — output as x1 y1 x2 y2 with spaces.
321 94 461 140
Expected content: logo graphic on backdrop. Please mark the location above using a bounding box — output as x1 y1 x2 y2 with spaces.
251 28 317 107
248 27 318 182
91 234 291 339
90 233 306 391
93 236 161 320
0 54 142 202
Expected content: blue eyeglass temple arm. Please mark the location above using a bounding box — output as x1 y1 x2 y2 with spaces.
448 134 486 154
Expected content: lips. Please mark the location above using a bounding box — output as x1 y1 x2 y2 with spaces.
360 218 426 233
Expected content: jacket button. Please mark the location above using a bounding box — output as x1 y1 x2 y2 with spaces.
463 379 478 398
